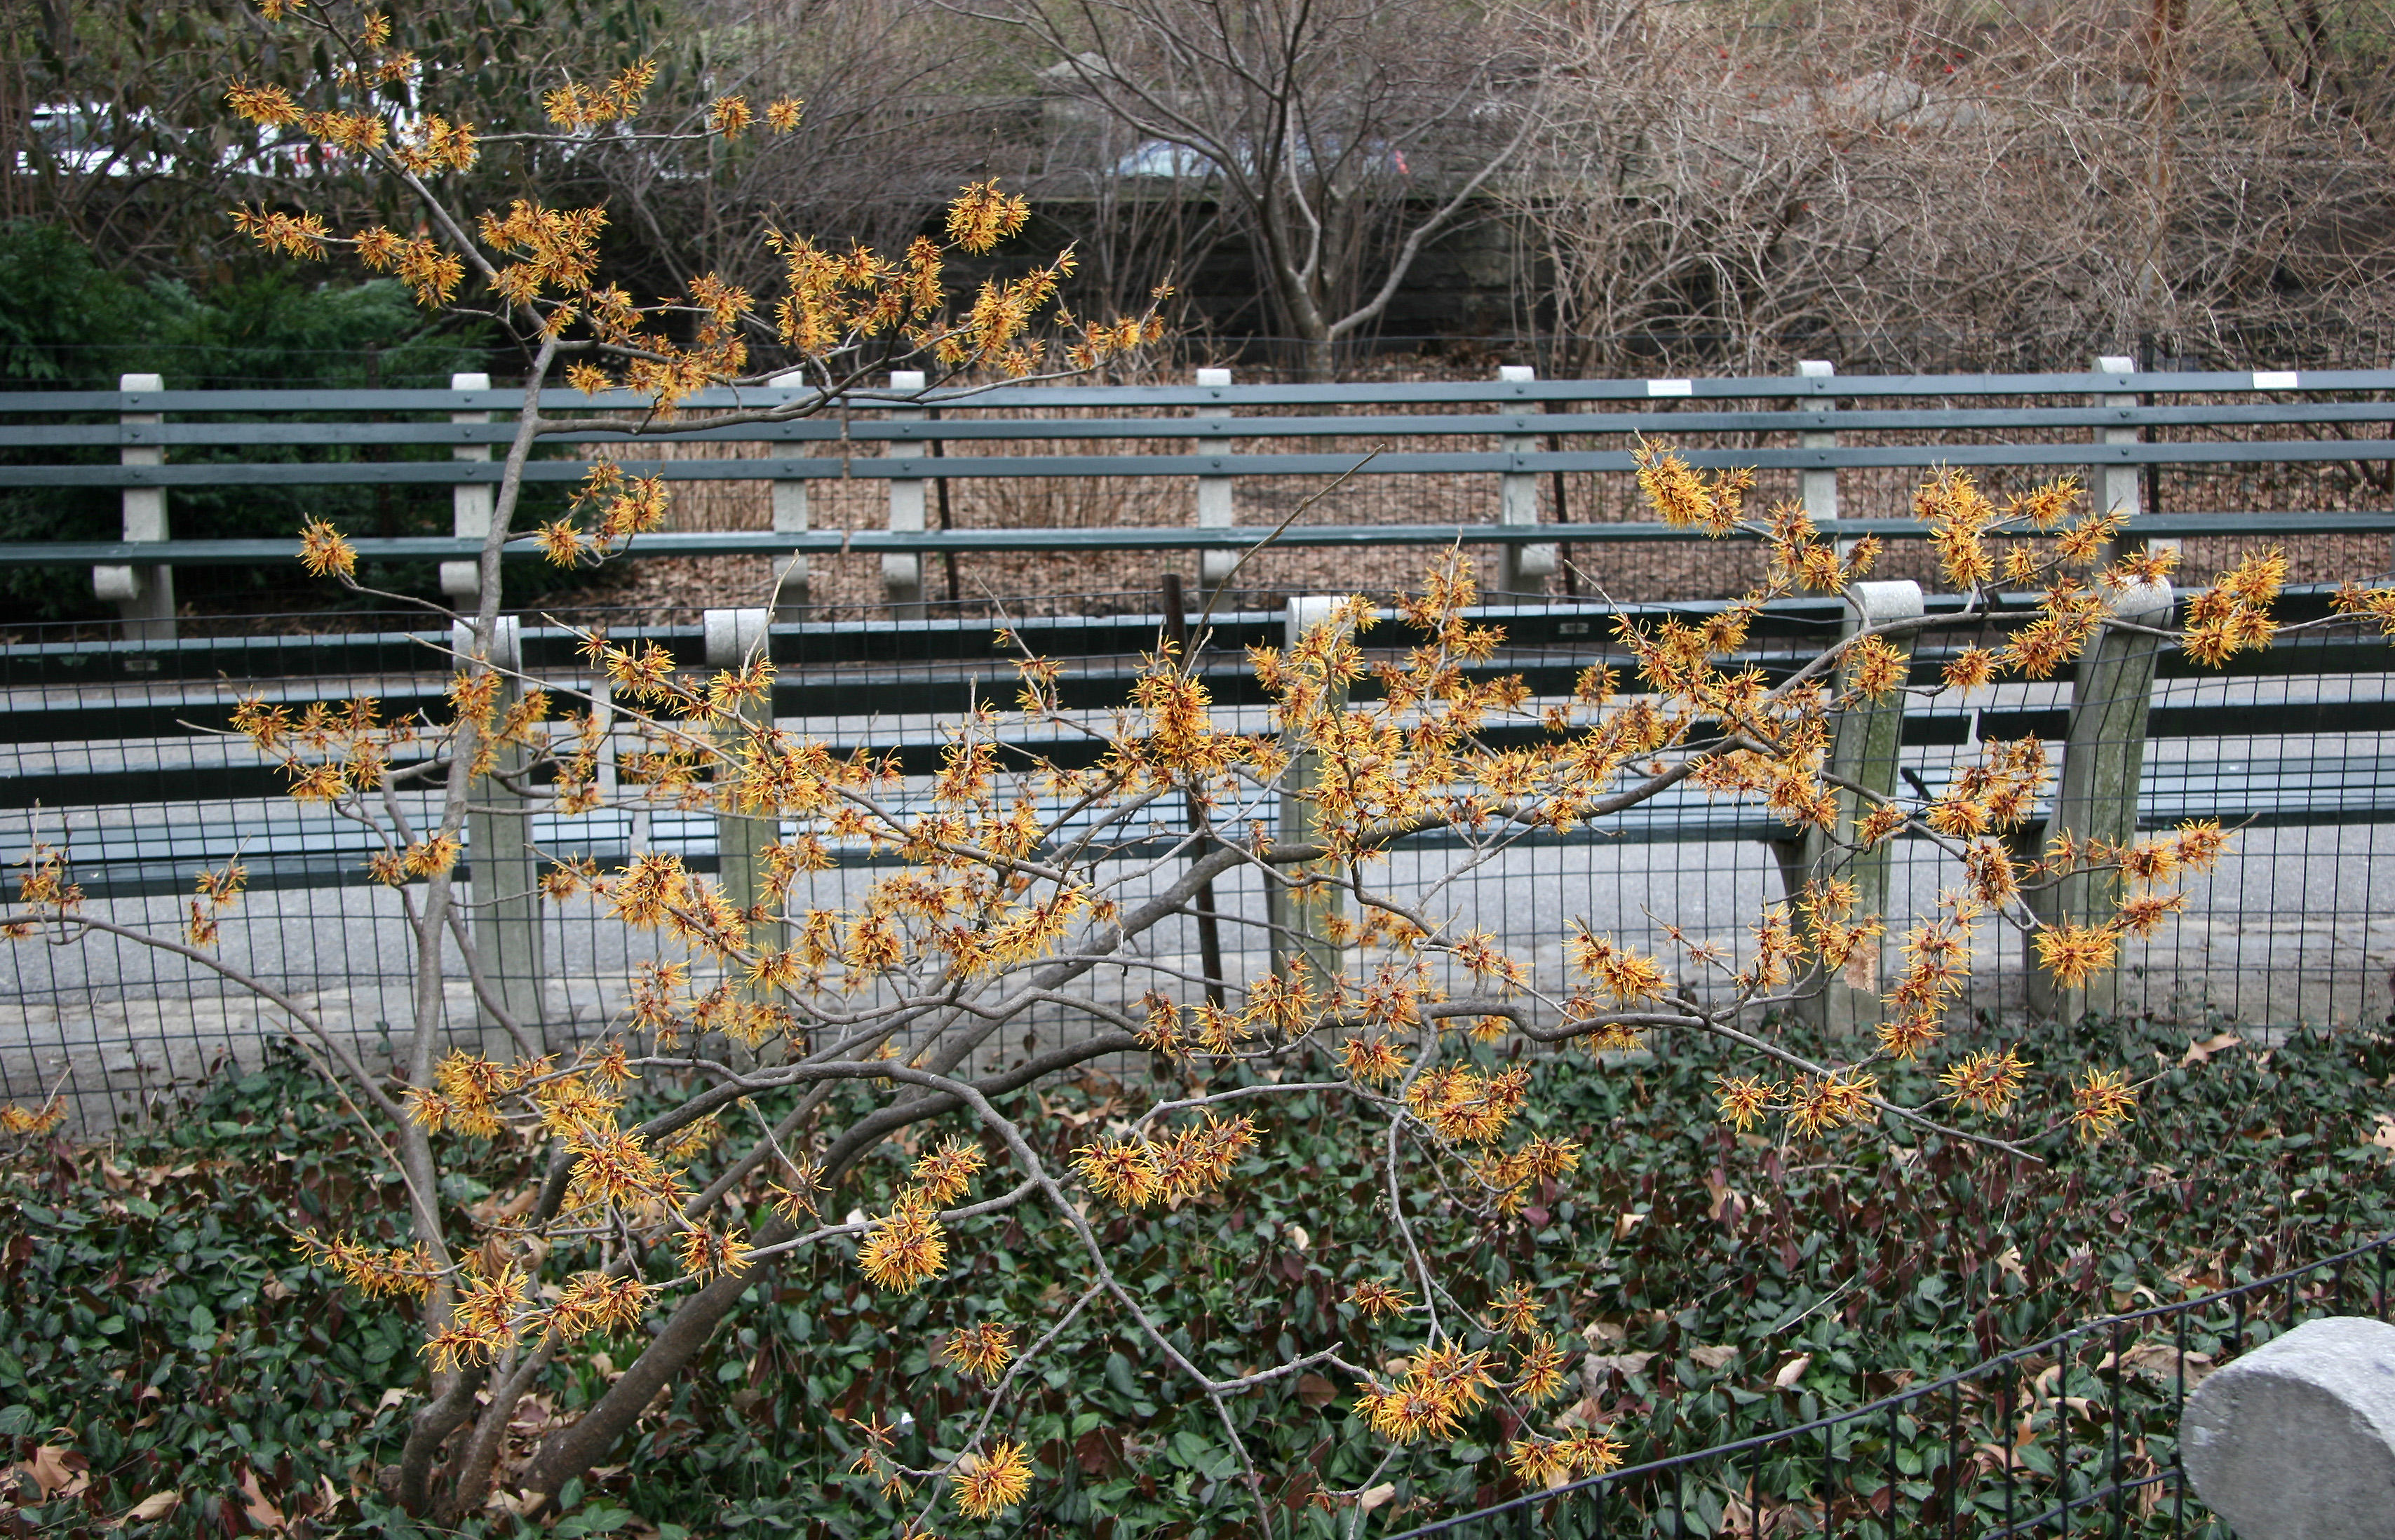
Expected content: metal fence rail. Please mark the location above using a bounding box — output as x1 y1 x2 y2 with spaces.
1388 1232 2395 1539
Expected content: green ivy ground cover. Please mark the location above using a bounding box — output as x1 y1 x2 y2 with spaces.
4 1011 2389 1537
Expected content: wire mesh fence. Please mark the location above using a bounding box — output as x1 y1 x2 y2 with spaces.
4 582 2392 1131
1385 1231 2395 1540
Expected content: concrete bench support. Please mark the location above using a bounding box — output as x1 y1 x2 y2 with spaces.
1797 360 1844 555
441 372 492 605
2025 576 2174 1019
1194 367 1237 590
706 607 786 982
93 372 175 642
2095 353 2142 528
1774 579 1924 1036
2185 1315 2395 1540
456 616 544 1043
767 371 811 614
2091 352 2184 571
1267 595 1347 989
1497 365 1556 596
884 371 926 617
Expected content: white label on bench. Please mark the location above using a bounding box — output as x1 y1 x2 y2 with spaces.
1647 379 1694 397
2253 371 2300 390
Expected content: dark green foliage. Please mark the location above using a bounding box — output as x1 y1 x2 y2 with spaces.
0 1054 424 1534
4 1012 2387 1535
0 219 506 621
0 222 489 392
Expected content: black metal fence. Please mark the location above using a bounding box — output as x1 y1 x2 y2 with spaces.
1391 1233 2395 1539
6 581 2395 1130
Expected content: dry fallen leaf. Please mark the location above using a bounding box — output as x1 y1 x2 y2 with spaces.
1773 1353 1814 1390
1582 1351 1659 1384
2368 1112 2395 1154
121 1491 181 1525
2098 1342 2216 1389
1842 943 1879 992
1358 1482 1398 1513
2181 1032 2241 1067
20 1445 90 1501
1614 1210 1648 1241
238 1468 285 1531
1689 1344 1739 1371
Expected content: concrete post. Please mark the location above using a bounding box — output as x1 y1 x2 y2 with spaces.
2185 1316 2395 1540
455 615 544 1043
767 370 810 615
93 372 175 642
884 370 926 617
1267 595 1347 991
705 607 785 967
2025 576 2173 1020
2089 353 2185 570
2094 354 2142 526
1497 365 1556 596
1194 367 1237 590
1774 579 1924 1035
1797 360 1847 560
440 372 493 605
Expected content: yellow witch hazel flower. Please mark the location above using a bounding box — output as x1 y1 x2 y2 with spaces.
940 1322 1016 1383
952 1438 1033 1519
858 1198 947 1291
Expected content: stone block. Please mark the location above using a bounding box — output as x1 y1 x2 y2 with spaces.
2184 1315 2395 1539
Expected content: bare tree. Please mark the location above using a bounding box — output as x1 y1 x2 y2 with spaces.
954 0 1537 376
1022 73 1242 336
567 0 1025 307
1511 0 2395 373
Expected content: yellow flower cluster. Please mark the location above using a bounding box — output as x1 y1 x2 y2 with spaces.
940 1321 1017 1383
1356 1343 1499 1443
1469 1135 1582 1217
538 459 672 566
857 1199 948 1292
238 5 1162 401
0 1100 66 1137
1405 1065 1532 1144
1785 1072 1880 1135
292 1229 438 1299
2071 1067 2139 1142
1070 1114 1260 1208
1634 443 1753 535
542 62 659 129
2183 548 2288 666
1940 1048 2032 1116
951 1438 1034 1519
1347 1278 1415 1318
1505 1428 1624 1487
